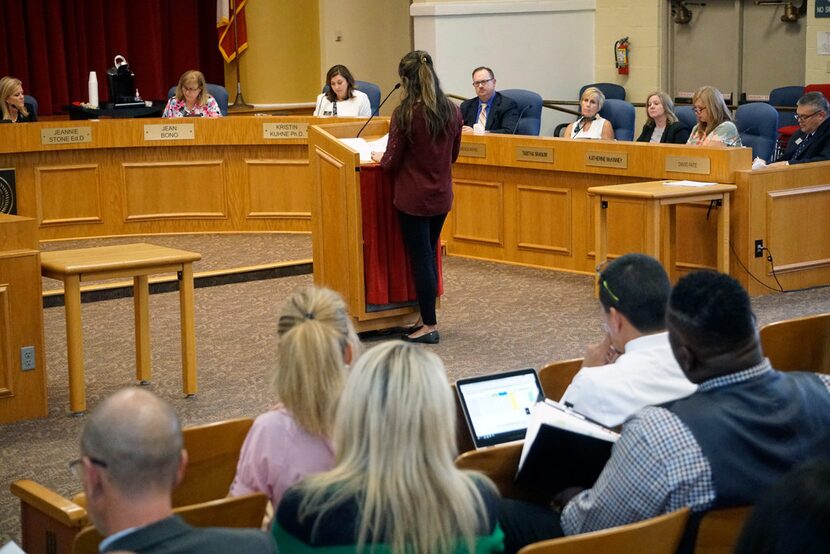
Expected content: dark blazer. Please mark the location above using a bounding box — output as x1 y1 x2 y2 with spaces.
778 118 830 165
103 515 277 554
636 120 690 144
460 92 519 134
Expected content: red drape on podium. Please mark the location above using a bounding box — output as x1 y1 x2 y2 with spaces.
360 166 444 306
0 0 223 115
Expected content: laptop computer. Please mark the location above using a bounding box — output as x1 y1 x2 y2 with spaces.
455 368 544 449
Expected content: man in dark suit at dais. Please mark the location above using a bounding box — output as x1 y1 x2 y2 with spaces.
460 66 519 134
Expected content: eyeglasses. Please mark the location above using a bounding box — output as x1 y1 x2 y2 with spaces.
692 106 707 114
794 111 822 122
183 86 201 93
69 456 108 479
472 79 493 87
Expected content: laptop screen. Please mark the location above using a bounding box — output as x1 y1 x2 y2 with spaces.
455 368 544 448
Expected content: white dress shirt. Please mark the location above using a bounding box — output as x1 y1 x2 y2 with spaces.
559 332 697 427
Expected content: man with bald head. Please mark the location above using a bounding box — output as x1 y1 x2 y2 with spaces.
75 387 276 553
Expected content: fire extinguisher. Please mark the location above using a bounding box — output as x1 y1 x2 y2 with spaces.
615 37 630 75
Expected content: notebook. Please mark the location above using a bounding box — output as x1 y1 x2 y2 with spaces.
455 368 544 449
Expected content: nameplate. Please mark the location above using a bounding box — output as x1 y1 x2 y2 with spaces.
263 122 308 139
665 156 711 175
460 142 486 158
144 124 195 141
585 151 628 169
41 127 92 145
515 146 553 163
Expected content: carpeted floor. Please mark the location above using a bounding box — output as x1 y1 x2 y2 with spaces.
2 233 829 543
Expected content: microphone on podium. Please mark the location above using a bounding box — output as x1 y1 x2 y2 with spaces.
357 83 402 138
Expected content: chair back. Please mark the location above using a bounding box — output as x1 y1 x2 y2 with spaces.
322 80 382 114
502 88 544 135
11 479 89 554
579 83 626 101
172 417 254 506
71 493 269 554
676 105 698 131
455 442 529 500
518 507 690 554
356 80 381 114
599 99 636 141
693 506 752 554
24 94 38 117
538 358 583 400
759 313 830 374
804 83 830 101
167 83 230 116
735 103 779 162
768 85 803 128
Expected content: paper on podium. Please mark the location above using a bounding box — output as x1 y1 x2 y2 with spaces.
340 134 388 163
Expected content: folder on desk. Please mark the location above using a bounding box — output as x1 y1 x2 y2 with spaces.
515 400 619 494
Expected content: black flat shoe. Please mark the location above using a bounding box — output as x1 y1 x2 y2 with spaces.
403 330 440 344
405 323 424 334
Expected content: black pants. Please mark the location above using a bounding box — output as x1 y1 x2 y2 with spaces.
397 210 447 326
499 499 564 554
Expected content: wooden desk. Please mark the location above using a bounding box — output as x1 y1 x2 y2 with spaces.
41 243 201 414
588 181 737 279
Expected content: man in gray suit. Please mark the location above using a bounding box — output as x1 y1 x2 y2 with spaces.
74 387 276 553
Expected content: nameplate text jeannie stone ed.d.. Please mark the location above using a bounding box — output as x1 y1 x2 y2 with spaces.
41 127 92 145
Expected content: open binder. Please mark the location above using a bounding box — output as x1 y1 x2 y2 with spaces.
515 400 620 495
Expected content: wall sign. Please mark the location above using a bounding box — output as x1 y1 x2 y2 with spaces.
817 0 830 18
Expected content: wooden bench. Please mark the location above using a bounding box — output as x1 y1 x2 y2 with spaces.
41 243 201 414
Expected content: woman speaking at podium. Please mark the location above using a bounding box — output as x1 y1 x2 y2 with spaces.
371 51 462 344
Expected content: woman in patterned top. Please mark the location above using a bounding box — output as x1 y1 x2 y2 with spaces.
686 85 741 147
162 70 222 118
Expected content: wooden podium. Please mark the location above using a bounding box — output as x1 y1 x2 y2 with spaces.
308 119 422 332
0 214 47 423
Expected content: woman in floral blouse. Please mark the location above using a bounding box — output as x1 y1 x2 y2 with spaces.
686 85 741 147
162 70 222 118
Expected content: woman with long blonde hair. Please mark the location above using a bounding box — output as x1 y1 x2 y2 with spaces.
274 341 504 553
686 85 741 146
230 286 360 516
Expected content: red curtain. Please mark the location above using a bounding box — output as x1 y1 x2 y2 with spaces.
0 0 224 115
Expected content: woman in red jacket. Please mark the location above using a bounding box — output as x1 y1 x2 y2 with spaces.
371 50 462 344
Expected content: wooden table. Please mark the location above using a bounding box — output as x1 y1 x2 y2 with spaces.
588 181 737 280
41 243 201 414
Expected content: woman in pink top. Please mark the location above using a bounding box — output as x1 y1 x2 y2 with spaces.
230 286 360 519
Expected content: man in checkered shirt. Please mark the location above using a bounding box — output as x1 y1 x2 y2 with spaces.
500 270 830 554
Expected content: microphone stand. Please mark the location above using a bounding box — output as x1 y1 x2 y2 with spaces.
512 105 530 135
357 83 401 138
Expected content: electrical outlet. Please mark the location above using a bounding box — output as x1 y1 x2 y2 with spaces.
20 346 35 371
755 240 764 258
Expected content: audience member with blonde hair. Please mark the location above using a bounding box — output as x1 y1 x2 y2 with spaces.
230 286 360 516
565 87 614 140
0 76 36 122
162 70 222 118
636 91 690 144
686 85 741 147
273 341 504 553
